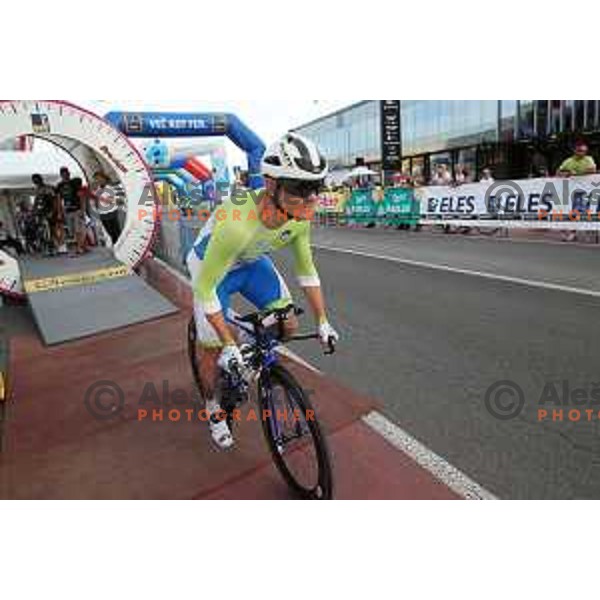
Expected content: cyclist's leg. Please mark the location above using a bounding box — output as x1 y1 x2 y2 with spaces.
186 250 247 448
187 250 224 400
240 256 299 339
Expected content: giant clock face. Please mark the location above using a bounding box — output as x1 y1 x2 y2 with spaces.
0 100 159 298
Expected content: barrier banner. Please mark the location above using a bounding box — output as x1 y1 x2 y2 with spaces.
415 175 600 219
383 188 420 227
318 192 344 214
345 189 377 225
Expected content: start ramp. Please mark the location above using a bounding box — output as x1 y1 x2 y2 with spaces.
20 249 178 346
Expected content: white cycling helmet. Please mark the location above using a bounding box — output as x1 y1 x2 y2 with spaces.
262 132 328 182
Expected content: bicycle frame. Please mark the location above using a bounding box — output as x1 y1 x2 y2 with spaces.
187 305 335 498
190 303 333 427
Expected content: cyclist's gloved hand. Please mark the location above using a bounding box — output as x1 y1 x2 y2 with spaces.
318 321 339 348
218 344 254 381
218 344 246 374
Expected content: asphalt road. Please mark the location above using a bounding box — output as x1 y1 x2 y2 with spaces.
275 227 600 499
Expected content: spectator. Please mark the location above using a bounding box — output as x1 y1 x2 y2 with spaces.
480 168 495 184
557 141 597 177
0 221 24 256
456 167 472 185
413 174 426 188
56 167 86 255
454 167 473 233
431 163 452 186
557 142 596 242
32 174 60 254
92 171 123 245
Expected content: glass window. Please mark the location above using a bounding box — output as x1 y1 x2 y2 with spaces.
430 152 451 168
480 101 499 142
535 100 549 137
585 101 596 130
564 100 574 132
574 100 585 131
501 100 517 141
411 156 425 181
401 101 498 155
457 148 477 182
549 100 562 134
519 100 535 138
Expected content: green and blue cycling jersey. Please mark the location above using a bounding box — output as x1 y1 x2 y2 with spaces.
192 191 320 315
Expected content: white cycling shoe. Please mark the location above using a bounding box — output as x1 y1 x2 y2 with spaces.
209 412 235 450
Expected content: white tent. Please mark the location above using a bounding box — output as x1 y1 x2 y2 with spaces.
0 150 82 190
348 165 378 178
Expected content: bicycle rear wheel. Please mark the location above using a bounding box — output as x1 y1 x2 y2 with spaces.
187 317 204 394
259 365 333 500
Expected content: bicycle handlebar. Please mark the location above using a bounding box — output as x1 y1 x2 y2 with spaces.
232 304 337 356
288 333 337 355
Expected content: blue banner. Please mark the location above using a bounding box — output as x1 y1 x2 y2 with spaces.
104 111 266 189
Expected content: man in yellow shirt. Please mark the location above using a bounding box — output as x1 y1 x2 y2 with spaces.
557 141 597 176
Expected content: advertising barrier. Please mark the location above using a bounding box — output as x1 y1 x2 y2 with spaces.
383 187 420 227
345 188 378 225
415 175 600 228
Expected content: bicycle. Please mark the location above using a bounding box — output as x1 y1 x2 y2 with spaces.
188 304 335 500
30 212 55 256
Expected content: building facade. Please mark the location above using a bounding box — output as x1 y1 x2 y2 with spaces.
295 100 600 182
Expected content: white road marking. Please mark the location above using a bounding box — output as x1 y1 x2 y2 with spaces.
276 347 322 374
314 243 600 299
274 345 495 501
363 411 498 500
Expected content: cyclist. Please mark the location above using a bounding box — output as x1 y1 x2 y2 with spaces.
186 133 340 450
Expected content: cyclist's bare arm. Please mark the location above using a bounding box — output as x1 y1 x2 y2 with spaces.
206 311 237 347
302 285 327 325
290 229 327 324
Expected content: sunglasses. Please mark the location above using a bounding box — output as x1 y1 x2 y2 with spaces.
280 179 323 200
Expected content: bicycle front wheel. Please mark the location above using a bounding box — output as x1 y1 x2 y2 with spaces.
259 365 333 500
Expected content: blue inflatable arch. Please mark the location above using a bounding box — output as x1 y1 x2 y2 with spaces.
104 111 266 189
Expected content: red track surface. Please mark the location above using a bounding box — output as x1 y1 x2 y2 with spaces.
0 260 459 500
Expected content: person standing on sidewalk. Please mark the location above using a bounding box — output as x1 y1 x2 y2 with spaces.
480 168 494 185
557 141 597 177
91 171 124 246
56 167 87 255
557 141 597 242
